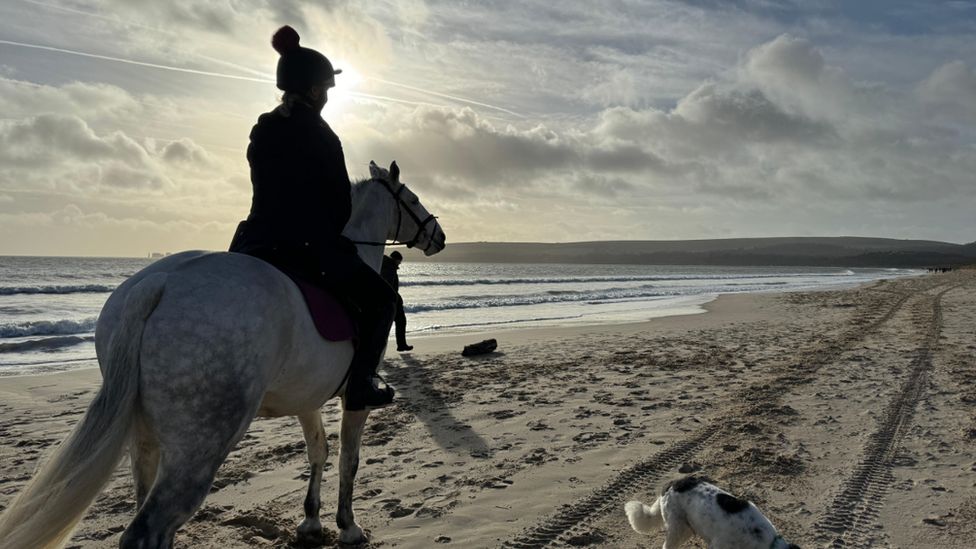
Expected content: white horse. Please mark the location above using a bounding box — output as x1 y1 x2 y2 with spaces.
0 161 445 549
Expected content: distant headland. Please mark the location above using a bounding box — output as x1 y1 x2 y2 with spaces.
404 236 976 268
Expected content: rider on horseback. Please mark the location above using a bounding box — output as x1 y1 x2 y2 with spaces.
230 25 396 411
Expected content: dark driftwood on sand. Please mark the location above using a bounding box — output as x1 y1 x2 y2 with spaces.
462 339 497 356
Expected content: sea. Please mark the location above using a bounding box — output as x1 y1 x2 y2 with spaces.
0 256 920 376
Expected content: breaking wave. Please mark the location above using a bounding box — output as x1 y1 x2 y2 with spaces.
405 285 674 313
399 270 857 288
0 318 98 338
0 284 116 296
0 335 93 353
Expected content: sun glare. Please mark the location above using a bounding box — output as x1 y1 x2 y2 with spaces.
327 61 362 115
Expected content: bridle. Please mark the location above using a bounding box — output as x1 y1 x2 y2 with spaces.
351 178 439 253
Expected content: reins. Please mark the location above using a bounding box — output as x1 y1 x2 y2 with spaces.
351 178 438 253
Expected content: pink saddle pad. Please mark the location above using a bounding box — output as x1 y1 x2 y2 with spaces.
289 275 356 342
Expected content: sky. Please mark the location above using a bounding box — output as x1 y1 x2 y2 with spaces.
0 0 974 256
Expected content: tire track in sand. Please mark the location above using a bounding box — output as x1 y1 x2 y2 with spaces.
814 284 956 548
502 279 946 548
501 425 721 549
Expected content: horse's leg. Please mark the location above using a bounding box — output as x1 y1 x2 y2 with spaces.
129 415 160 510
120 390 259 549
336 408 370 544
296 409 329 542
120 448 233 549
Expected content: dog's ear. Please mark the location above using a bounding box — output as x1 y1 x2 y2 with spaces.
787 545 801 549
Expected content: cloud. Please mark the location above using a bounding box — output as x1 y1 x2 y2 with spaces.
0 79 139 122
106 1 244 34
3 1 976 249
359 107 574 182
674 83 836 144
743 33 828 86
581 67 641 108
0 114 148 168
344 31 974 225
918 60 976 120
93 0 394 73
159 138 216 168
736 34 869 124
0 202 239 256
352 105 688 197
108 0 362 36
0 73 255 255
350 78 836 200
0 77 255 162
0 113 232 192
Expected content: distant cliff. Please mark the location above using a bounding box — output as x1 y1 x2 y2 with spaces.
406 237 976 267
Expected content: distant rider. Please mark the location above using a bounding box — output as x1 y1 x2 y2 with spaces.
229 25 396 411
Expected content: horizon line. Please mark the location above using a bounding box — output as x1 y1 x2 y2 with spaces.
1 234 973 258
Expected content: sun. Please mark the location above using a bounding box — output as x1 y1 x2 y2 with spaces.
327 61 362 115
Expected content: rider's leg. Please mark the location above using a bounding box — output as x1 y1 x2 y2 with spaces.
394 298 411 351
244 242 396 410
337 259 398 411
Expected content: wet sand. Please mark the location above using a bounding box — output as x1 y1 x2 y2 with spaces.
1 270 973 548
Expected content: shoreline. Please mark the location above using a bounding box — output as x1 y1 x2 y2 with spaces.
2 272 974 548
403 291 755 356
1 265 922 378
0 291 747 379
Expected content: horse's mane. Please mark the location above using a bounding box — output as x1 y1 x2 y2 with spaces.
349 178 372 201
347 179 382 231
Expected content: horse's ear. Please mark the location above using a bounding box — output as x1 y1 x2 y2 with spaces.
390 161 400 183
369 161 382 179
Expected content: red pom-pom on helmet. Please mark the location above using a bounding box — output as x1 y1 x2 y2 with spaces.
271 26 301 54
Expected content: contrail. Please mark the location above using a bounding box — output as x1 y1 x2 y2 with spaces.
2 36 524 117
19 0 153 29
19 0 276 79
15 0 525 117
367 76 525 118
0 39 274 83
347 91 447 109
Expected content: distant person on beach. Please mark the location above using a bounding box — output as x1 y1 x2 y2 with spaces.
229 25 396 411
381 251 413 352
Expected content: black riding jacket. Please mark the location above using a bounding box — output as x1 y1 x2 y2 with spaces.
240 101 353 252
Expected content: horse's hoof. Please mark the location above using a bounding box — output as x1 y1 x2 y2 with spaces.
296 520 328 547
338 524 368 546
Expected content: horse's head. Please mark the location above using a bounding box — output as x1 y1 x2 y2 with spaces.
368 160 446 256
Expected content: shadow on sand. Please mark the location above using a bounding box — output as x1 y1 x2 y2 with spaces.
388 352 492 456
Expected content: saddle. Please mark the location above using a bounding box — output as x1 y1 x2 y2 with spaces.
286 272 356 342
230 221 357 342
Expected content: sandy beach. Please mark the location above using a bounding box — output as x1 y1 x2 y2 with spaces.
1 270 974 548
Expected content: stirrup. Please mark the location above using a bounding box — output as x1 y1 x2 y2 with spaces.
344 374 395 411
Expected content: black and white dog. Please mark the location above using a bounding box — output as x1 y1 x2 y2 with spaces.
625 476 799 549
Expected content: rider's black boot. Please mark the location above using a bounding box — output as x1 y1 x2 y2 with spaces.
343 302 397 412
344 367 394 411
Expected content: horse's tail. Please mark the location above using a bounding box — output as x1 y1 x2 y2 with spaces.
0 273 167 549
